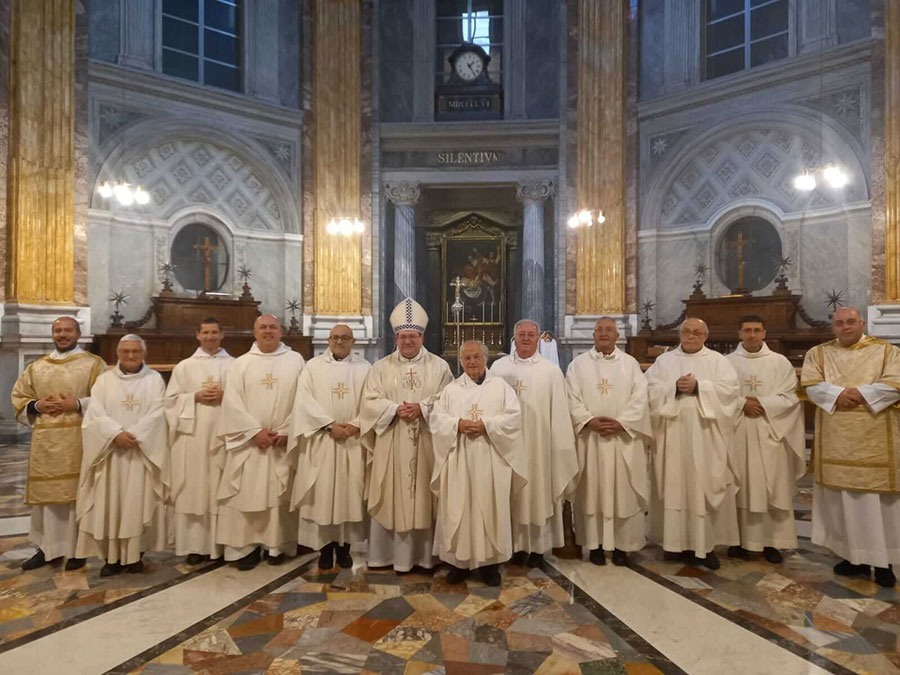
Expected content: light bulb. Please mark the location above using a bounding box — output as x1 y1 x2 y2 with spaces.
567 215 579 229
823 165 848 188
113 183 134 206
98 181 113 198
326 219 337 235
353 218 365 234
793 171 816 191
133 186 150 205
338 218 352 235
578 210 592 226
596 210 606 224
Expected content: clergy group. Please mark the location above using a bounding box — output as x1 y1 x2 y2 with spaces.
10 303 898 588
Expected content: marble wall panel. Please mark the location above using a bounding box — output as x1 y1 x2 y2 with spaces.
75 0 90 306
638 0 665 100
800 220 850 321
525 0 559 120
378 0 413 123
101 226 156 331
0 0 8 301
89 0 119 63
278 0 301 109
654 237 698 325
837 0 872 45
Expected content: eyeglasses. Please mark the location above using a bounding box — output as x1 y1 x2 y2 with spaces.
328 335 354 343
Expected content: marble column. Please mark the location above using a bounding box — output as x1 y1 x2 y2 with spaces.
246 0 280 104
517 181 554 326
385 182 420 306
886 0 900 302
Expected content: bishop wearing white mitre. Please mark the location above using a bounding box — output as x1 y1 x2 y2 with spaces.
645 318 741 570
165 317 234 564
430 340 527 586
490 319 577 568
76 334 168 577
726 315 805 563
359 298 453 572
566 317 652 566
289 324 371 570
217 315 304 570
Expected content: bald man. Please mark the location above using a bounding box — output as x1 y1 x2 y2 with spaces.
645 318 741 570
802 307 900 587
217 315 305 570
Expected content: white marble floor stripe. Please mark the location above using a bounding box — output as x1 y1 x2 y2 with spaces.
552 558 835 675
0 515 30 537
0 553 316 675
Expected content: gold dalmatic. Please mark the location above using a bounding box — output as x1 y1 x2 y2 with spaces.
11 352 105 504
801 337 900 493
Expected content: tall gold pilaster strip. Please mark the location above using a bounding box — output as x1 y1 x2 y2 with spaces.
574 0 626 314
7 0 75 304
313 0 362 314
885 0 900 301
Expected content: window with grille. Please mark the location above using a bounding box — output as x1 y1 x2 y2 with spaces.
704 0 789 81
162 0 242 92
436 0 503 85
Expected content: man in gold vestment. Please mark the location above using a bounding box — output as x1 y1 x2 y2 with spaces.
11 317 105 571
801 307 900 587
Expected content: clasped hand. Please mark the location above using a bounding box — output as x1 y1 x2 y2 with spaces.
675 373 697 395
330 423 360 441
587 416 623 436
458 419 486 437
396 401 422 421
36 393 79 415
114 431 139 450
195 386 224 405
254 428 287 449
742 396 766 418
836 387 864 410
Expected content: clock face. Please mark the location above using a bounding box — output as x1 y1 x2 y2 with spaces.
454 50 484 82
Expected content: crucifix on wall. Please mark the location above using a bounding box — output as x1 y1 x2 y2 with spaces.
724 231 753 295
193 235 218 292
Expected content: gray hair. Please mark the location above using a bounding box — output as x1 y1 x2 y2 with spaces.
594 316 618 329
461 340 490 359
118 333 146 351
513 319 540 335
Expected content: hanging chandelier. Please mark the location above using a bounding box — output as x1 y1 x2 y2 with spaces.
325 216 365 236
97 181 150 206
792 164 849 192
567 209 606 230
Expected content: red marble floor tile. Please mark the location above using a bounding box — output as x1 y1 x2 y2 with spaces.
506 631 553 652
734 610 816 651
877 603 900 625
570 623 604 642
59 591 106 608
625 663 665 675
812 612 855 633
205 651 274 674
440 632 470 662
227 613 284 638
474 609 519 630
674 565 707 578
341 616 399 643
444 660 505 675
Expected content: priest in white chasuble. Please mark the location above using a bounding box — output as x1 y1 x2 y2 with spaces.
430 341 526 587
802 307 900 588
490 319 577 568
646 317 741 570
566 317 651 567
289 324 371 570
726 315 806 564
217 314 304 571
76 335 168 576
359 298 453 573
11 316 105 572
165 317 234 564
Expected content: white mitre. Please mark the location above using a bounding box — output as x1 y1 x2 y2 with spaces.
390 298 429 334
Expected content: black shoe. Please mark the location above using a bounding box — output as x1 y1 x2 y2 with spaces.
589 548 606 566
100 562 122 577
510 551 528 566
318 543 334 570
125 560 144 574
236 547 261 571
762 547 783 564
336 544 353 569
480 564 502 587
728 545 749 560
663 550 688 562
446 565 469 585
527 552 544 568
696 552 720 570
185 553 208 566
21 549 47 571
874 565 896 588
64 557 86 571
833 559 871 577
611 549 628 567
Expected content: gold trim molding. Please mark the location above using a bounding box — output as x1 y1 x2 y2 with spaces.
886 0 900 301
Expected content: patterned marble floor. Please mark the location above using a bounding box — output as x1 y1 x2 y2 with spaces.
630 543 900 675
0 533 219 649
126 563 677 675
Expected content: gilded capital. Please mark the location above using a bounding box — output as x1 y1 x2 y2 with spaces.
384 182 421 206
516 180 556 204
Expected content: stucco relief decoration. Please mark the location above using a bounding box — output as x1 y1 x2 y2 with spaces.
655 127 865 229
798 85 864 141
108 140 286 231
